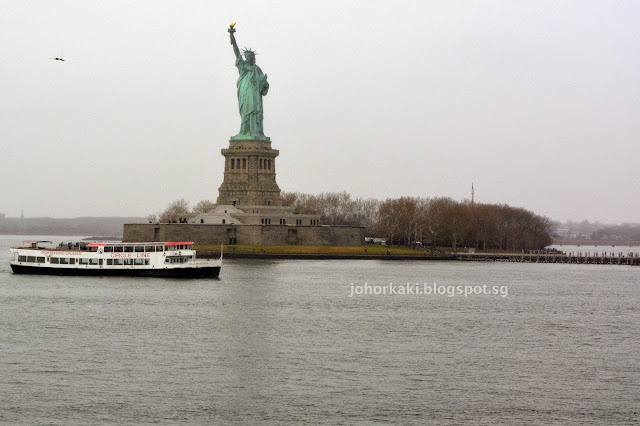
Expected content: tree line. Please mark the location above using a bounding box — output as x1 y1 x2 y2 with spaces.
590 224 640 242
152 192 554 251
283 192 554 251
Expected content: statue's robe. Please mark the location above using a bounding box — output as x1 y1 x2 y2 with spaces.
235 57 268 137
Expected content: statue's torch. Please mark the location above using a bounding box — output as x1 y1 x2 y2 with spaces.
228 22 236 35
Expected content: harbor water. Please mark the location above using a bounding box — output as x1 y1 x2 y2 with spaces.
1 236 638 424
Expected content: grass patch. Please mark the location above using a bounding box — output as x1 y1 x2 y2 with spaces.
194 244 449 256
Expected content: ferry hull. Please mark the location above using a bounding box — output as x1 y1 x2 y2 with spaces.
10 264 220 278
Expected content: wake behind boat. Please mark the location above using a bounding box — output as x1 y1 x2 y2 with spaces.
9 241 221 278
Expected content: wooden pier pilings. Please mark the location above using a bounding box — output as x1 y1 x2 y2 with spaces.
455 251 640 265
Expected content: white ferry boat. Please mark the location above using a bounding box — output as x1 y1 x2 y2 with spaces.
9 241 221 278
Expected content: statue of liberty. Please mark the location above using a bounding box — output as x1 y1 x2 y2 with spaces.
229 24 269 140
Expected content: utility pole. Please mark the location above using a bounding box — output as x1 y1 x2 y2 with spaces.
471 183 475 205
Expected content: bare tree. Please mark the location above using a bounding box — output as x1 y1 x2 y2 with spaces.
159 198 190 223
146 212 159 223
281 192 299 208
424 197 455 251
192 200 215 214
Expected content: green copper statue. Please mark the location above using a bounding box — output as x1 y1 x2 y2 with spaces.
229 23 269 140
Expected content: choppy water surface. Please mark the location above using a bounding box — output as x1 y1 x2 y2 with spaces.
1 236 638 424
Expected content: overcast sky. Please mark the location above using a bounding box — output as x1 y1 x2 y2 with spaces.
1 0 638 223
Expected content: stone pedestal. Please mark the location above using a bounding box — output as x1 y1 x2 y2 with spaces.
216 139 283 206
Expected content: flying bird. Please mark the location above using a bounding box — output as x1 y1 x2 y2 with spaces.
51 57 65 61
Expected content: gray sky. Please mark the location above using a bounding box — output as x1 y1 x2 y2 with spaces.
1 0 638 223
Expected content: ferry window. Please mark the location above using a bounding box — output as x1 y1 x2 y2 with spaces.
80 258 89 265
124 246 133 253
104 246 113 252
144 246 153 252
69 258 75 265
27 256 36 263
99 259 103 266
145 259 150 265
124 259 133 265
89 259 99 265
37 257 45 263
114 259 123 265
107 259 113 265
135 246 144 252
60 258 69 264
18 256 26 262
134 259 144 265
114 246 124 252
165 258 170 263
50 257 59 264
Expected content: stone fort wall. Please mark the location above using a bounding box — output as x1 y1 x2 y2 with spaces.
123 223 365 246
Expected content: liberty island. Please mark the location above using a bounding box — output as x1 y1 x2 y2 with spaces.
123 24 364 246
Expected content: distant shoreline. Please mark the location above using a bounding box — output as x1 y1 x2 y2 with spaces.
0 232 122 237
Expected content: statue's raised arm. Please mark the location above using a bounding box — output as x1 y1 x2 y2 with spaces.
227 23 270 141
229 23 241 60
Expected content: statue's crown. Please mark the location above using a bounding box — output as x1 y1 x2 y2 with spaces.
242 48 257 56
